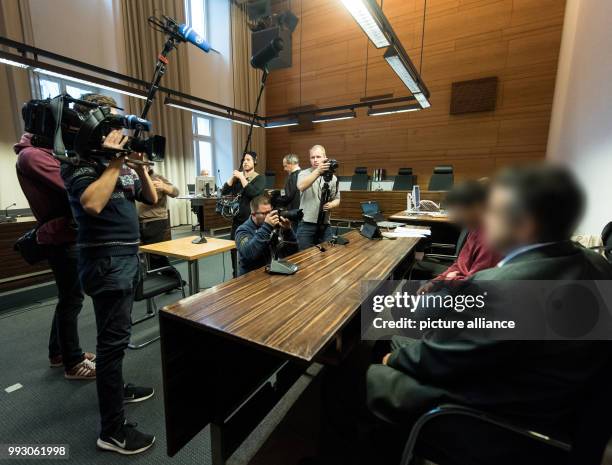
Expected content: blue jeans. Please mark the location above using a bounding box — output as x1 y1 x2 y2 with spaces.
79 254 140 437
296 221 333 250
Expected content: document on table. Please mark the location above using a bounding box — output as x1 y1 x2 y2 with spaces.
382 226 431 238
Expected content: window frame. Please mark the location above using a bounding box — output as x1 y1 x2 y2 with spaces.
192 114 215 176
32 72 98 100
184 0 209 43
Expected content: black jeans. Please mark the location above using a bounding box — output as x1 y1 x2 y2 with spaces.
296 221 333 250
139 219 171 270
47 246 85 369
79 254 140 437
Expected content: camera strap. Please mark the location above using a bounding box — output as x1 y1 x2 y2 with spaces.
50 96 68 161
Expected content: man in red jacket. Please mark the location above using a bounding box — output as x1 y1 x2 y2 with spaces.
15 133 96 380
418 180 501 293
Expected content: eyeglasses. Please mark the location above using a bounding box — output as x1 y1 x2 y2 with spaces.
253 211 270 216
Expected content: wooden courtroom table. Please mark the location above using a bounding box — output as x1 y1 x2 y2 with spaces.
178 195 232 235
389 209 460 246
332 189 447 223
0 216 52 292
159 230 420 464
139 236 235 295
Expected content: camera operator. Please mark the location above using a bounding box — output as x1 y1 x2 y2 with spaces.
221 151 265 277
296 145 340 250
138 165 179 270
235 195 298 276
61 94 157 455
273 154 301 230
15 133 95 380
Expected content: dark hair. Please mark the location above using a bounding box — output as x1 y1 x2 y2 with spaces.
493 164 585 242
445 180 488 207
73 93 118 115
250 194 270 212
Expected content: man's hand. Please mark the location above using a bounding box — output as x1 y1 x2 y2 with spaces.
446 271 459 279
265 210 280 228
316 159 331 176
417 281 435 294
152 179 168 193
102 129 129 151
322 202 335 211
279 216 291 230
382 353 391 365
233 170 245 182
125 152 148 176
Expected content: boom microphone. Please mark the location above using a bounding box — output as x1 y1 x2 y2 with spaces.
251 37 284 69
177 24 212 53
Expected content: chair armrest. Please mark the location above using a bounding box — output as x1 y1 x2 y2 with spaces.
146 265 177 275
423 253 457 261
400 404 571 465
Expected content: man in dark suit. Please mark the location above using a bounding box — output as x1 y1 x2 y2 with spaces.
320 165 612 465
273 154 301 230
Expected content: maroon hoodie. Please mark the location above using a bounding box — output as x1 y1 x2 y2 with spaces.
14 134 76 245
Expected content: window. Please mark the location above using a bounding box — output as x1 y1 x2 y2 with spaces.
35 73 96 101
193 115 214 175
185 0 208 42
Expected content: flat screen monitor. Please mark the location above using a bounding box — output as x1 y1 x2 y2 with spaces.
361 201 381 216
196 176 215 197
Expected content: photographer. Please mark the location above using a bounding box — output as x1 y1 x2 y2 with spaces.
296 145 340 250
221 151 265 277
61 94 157 455
273 153 301 230
235 195 298 276
15 133 95 380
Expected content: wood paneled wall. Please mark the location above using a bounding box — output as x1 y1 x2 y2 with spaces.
265 0 566 188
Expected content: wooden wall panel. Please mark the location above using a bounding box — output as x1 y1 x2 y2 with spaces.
265 0 566 188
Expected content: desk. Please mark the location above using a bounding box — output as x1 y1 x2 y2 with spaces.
178 196 232 235
389 210 459 246
139 236 235 295
332 190 447 223
0 216 52 292
159 230 419 463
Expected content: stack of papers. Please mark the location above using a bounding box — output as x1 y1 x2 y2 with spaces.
382 226 431 238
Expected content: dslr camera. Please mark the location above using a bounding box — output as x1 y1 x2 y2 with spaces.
277 208 304 223
322 158 339 182
22 93 165 164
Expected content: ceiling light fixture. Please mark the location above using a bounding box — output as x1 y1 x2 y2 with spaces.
312 110 356 123
165 97 263 127
339 0 390 48
265 118 299 128
367 103 420 116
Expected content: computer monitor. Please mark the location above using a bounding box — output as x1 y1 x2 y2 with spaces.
361 201 381 217
196 176 215 197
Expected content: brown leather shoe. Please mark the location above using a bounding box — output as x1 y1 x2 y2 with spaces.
64 359 96 380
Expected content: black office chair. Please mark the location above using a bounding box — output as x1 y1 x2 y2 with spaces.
187 183 196 195
393 168 416 191
350 167 369 191
400 356 612 465
428 165 454 191
409 228 469 280
265 170 276 189
129 256 185 350
590 222 612 263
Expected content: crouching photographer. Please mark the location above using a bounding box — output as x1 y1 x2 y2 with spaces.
235 195 299 276
60 94 158 455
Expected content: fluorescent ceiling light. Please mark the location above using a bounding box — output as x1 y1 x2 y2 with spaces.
312 111 356 123
165 98 263 127
0 57 29 69
414 92 431 109
368 103 420 116
34 68 147 100
384 48 421 94
265 119 299 128
339 0 390 48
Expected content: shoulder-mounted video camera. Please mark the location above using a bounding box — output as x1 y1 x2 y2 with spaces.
22 93 165 164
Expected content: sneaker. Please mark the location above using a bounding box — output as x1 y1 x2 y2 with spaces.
97 421 155 455
124 384 154 404
50 352 96 368
64 358 96 380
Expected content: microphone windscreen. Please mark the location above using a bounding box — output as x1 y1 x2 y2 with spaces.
178 24 211 53
250 37 284 69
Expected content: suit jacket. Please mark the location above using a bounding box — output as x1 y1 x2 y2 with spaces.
367 241 612 434
275 169 301 211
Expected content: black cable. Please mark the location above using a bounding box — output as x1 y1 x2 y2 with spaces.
419 0 427 75
299 0 303 106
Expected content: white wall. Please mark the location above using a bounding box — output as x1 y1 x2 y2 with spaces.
546 0 612 235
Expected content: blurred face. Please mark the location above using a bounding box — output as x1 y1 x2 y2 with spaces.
251 202 272 226
242 154 255 172
448 204 485 230
484 186 536 255
283 160 295 173
310 148 326 169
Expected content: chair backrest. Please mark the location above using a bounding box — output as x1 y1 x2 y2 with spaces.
187 183 195 195
393 168 416 191
428 165 454 191
265 171 276 189
350 167 369 191
601 222 612 262
455 228 469 256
